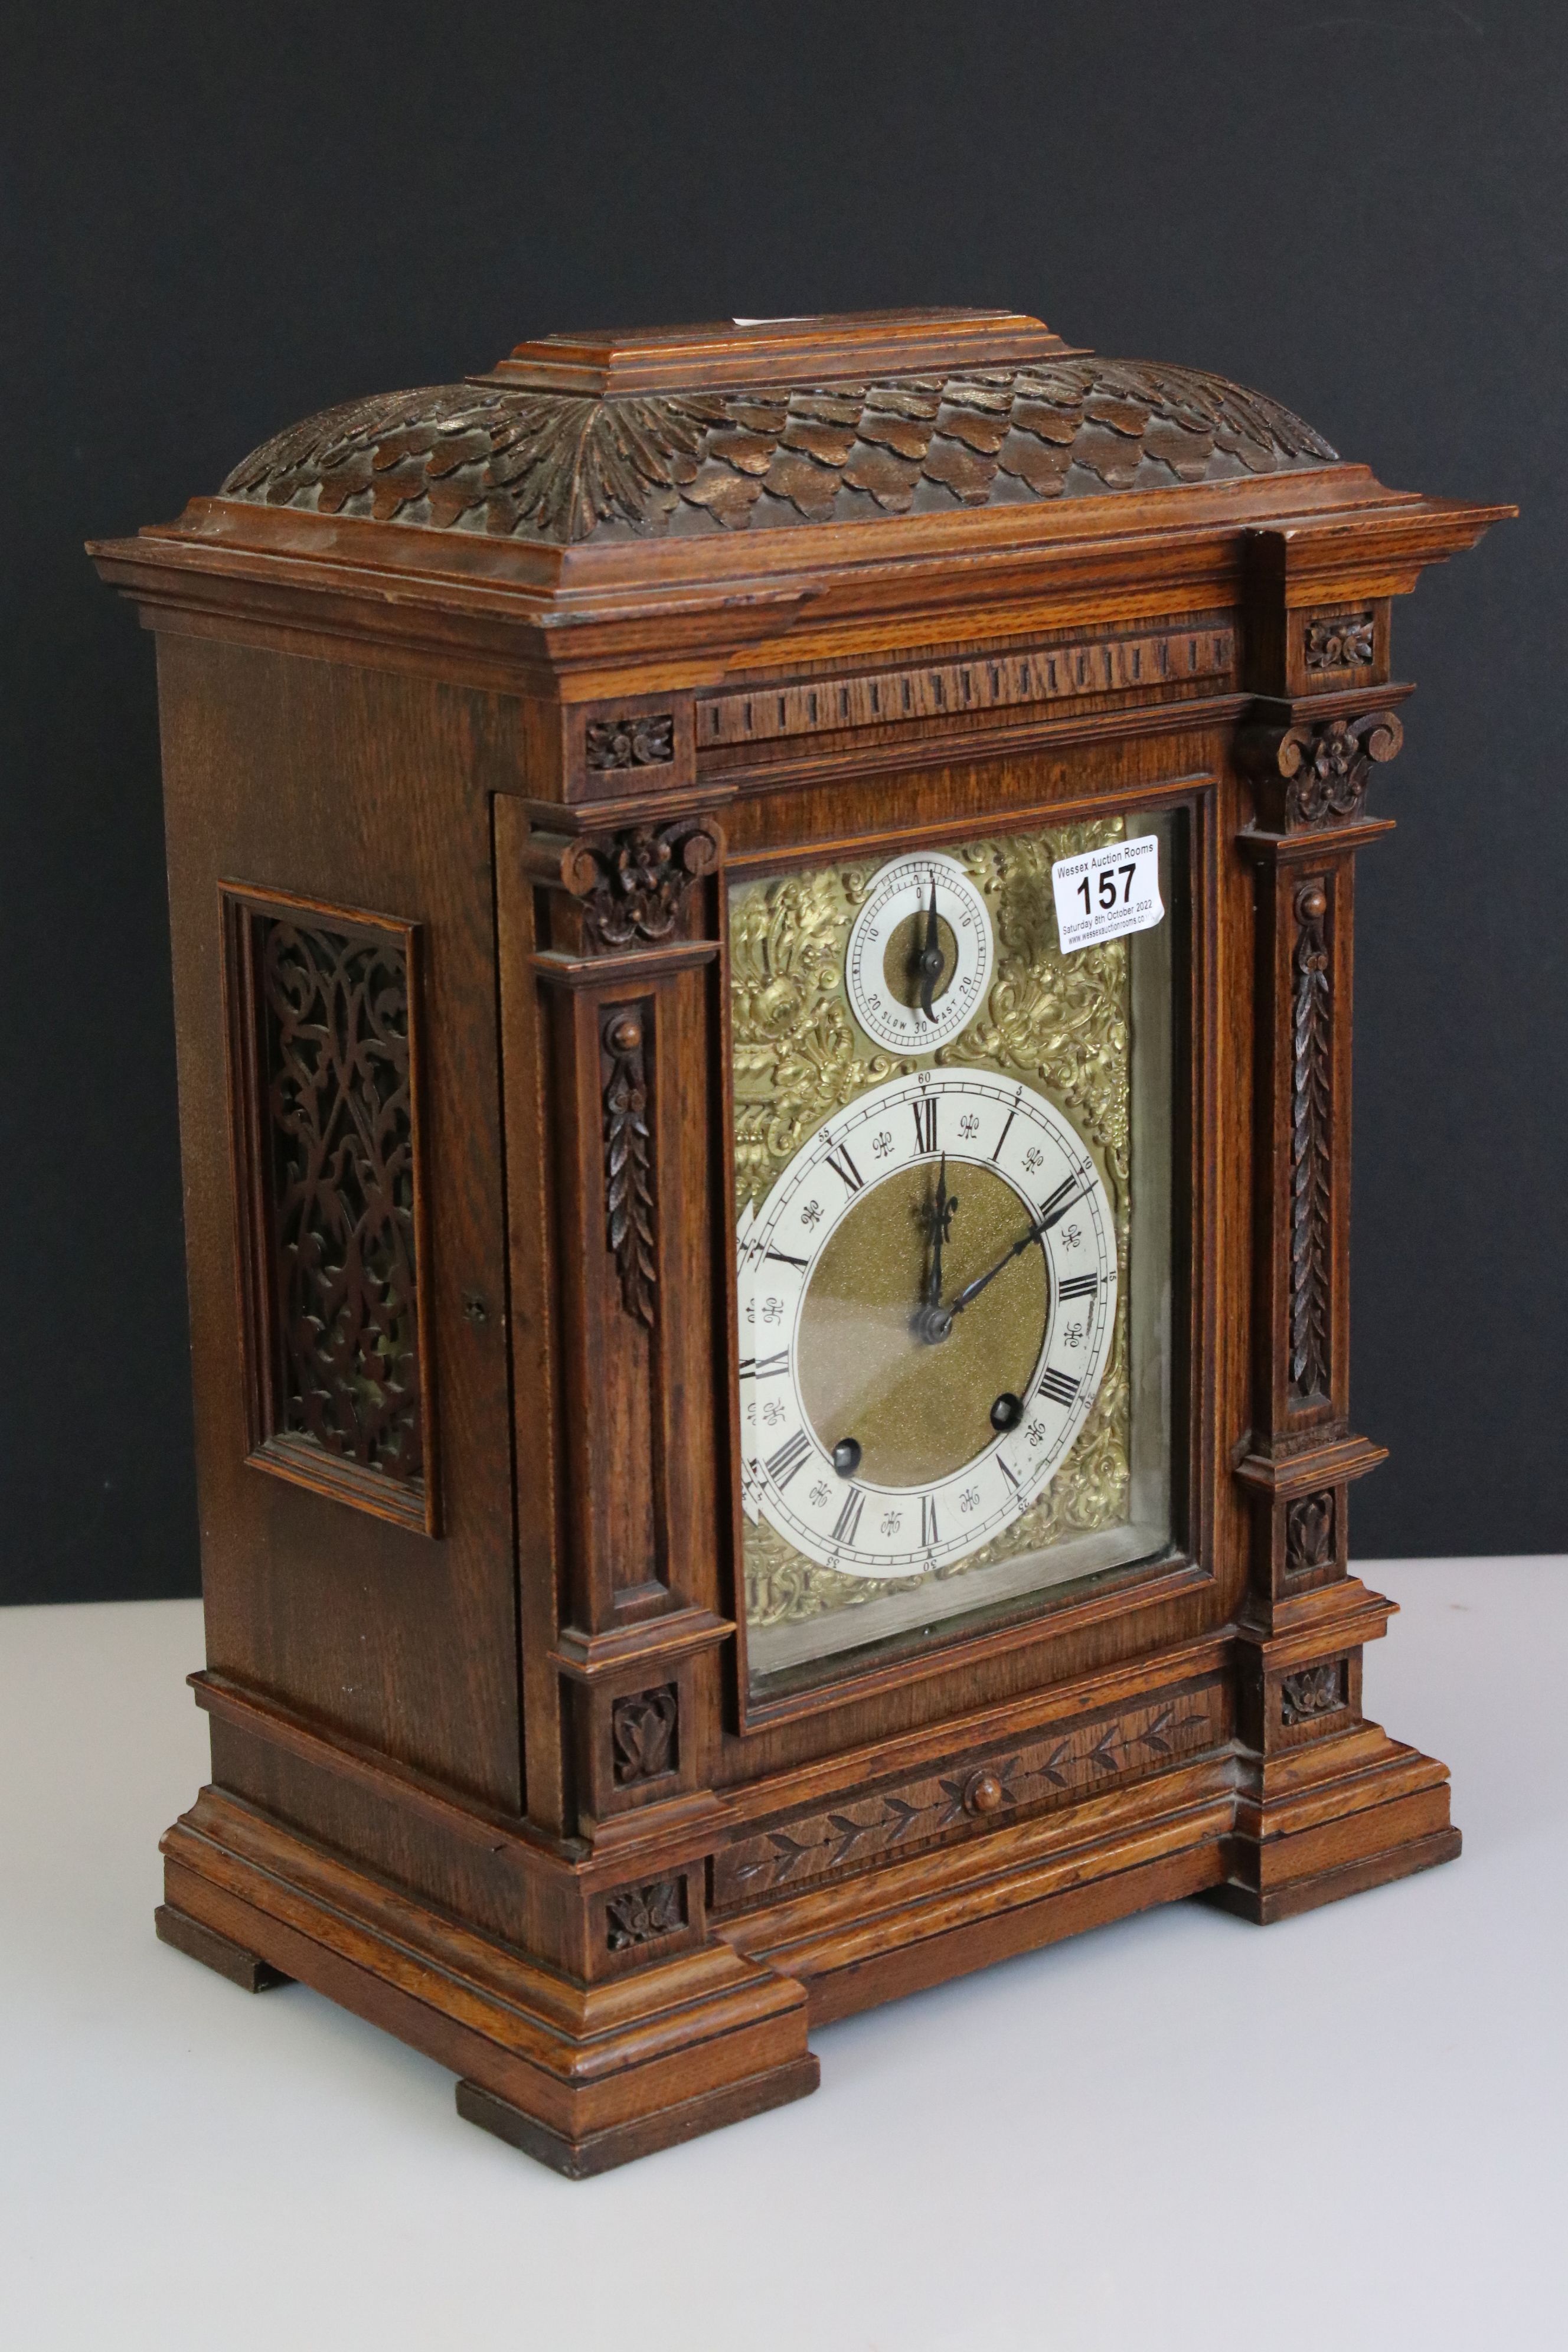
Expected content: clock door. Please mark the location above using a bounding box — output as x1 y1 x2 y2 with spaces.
729 809 1183 1691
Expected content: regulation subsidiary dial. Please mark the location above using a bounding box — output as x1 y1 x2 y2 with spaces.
845 850 994 1055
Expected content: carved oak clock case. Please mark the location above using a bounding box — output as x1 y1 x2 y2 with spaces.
90 310 1510 2176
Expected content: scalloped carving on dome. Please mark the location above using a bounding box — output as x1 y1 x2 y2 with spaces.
218 359 1339 547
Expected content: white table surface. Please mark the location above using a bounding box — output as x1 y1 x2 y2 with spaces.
2 1558 1562 2352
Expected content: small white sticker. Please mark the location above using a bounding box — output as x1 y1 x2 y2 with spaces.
1051 834 1164 953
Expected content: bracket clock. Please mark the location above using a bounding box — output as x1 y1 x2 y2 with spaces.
91 309 1510 2176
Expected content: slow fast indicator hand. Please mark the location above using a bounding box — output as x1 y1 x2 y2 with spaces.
917 877 945 1022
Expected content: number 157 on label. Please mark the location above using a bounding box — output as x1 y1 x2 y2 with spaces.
1050 834 1164 954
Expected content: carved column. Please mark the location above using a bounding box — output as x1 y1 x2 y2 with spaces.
1231 697 1403 1762
496 783 737 1979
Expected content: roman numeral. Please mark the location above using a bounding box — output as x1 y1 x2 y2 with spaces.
765 1247 808 1268
912 1095 937 1153
832 1487 866 1546
1037 1367 1080 1407
920 1494 939 1546
1058 1273 1099 1299
825 1146 864 1193
765 1429 812 1489
750 1350 790 1377
998 1454 1020 1489
1037 1174 1078 1222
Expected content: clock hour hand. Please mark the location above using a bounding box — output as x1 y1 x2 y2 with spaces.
917 877 945 1022
914 1155 958 1341
937 1184 1082 1329
927 1155 955 1305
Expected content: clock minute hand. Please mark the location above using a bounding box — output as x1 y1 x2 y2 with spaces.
945 1185 1082 1322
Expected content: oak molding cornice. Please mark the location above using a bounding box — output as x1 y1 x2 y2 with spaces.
88 480 1511 701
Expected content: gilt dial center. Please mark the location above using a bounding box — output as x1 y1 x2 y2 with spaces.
795 1158 1048 1490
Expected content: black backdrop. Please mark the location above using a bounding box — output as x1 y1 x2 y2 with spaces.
3 0 1559 1605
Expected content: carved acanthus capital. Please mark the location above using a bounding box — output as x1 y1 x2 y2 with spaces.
1240 707 1403 832
529 813 723 952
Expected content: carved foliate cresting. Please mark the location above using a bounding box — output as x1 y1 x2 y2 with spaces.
218 358 1338 544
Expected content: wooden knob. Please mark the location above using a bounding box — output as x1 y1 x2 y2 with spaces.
607 1014 643 1053
1298 886 1327 921
964 1769 1005 1817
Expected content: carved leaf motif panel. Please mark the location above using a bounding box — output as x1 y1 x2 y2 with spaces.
1280 1660 1347 1726
224 888 433 1532
604 1876 687 1951
712 1685 1221 1911
1285 1489 1337 1576
611 1685 678 1785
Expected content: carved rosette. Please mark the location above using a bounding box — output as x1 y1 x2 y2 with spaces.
601 1008 656 1329
1242 708 1403 831
585 713 675 772
1304 615 1375 671
551 815 721 952
1290 883 1333 1403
